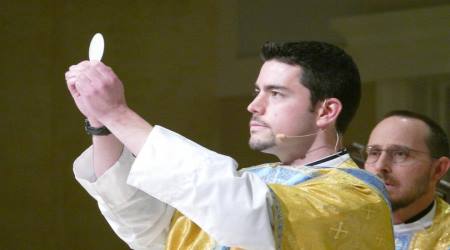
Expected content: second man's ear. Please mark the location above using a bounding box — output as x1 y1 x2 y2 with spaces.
432 156 450 183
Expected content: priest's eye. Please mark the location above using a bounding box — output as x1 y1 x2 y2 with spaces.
252 89 260 97
391 150 409 162
271 91 282 97
367 150 381 157
392 150 408 157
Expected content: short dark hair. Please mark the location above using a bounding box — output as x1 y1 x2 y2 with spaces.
261 41 361 134
383 110 449 158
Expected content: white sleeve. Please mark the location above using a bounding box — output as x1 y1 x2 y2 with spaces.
73 146 175 250
127 126 275 249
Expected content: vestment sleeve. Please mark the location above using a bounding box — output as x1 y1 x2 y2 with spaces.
73 146 174 250
127 125 275 249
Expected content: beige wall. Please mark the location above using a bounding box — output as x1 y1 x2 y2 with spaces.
2 1 221 249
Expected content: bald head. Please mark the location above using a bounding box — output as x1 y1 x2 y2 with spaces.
368 116 430 155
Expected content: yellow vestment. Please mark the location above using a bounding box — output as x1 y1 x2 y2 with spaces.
166 154 394 249
395 197 449 250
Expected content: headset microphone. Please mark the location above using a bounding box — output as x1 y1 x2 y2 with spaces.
275 130 322 141
275 99 332 141
275 128 341 152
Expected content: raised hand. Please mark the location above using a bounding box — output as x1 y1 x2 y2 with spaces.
65 61 127 124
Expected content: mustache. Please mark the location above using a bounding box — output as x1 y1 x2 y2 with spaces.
250 116 269 126
375 173 395 185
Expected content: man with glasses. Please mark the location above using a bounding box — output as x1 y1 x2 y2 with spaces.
364 110 450 250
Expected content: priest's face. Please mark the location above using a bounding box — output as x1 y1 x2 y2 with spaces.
247 60 317 157
364 116 436 211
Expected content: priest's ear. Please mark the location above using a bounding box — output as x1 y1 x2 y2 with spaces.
316 98 342 129
432 156 450 185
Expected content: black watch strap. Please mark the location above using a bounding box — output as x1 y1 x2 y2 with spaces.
84 119 111 136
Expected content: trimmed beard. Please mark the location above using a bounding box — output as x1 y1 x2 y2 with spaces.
249 133 276 151
388 172 431 211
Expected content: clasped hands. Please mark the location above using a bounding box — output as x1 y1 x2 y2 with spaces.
65 61 127 126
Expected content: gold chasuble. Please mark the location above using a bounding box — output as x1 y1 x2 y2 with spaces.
166 152 394 249
395 197 450 250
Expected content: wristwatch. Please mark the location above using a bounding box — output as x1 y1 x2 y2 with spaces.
84 119 111 136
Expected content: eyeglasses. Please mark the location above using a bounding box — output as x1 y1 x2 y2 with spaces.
364 145 431 164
